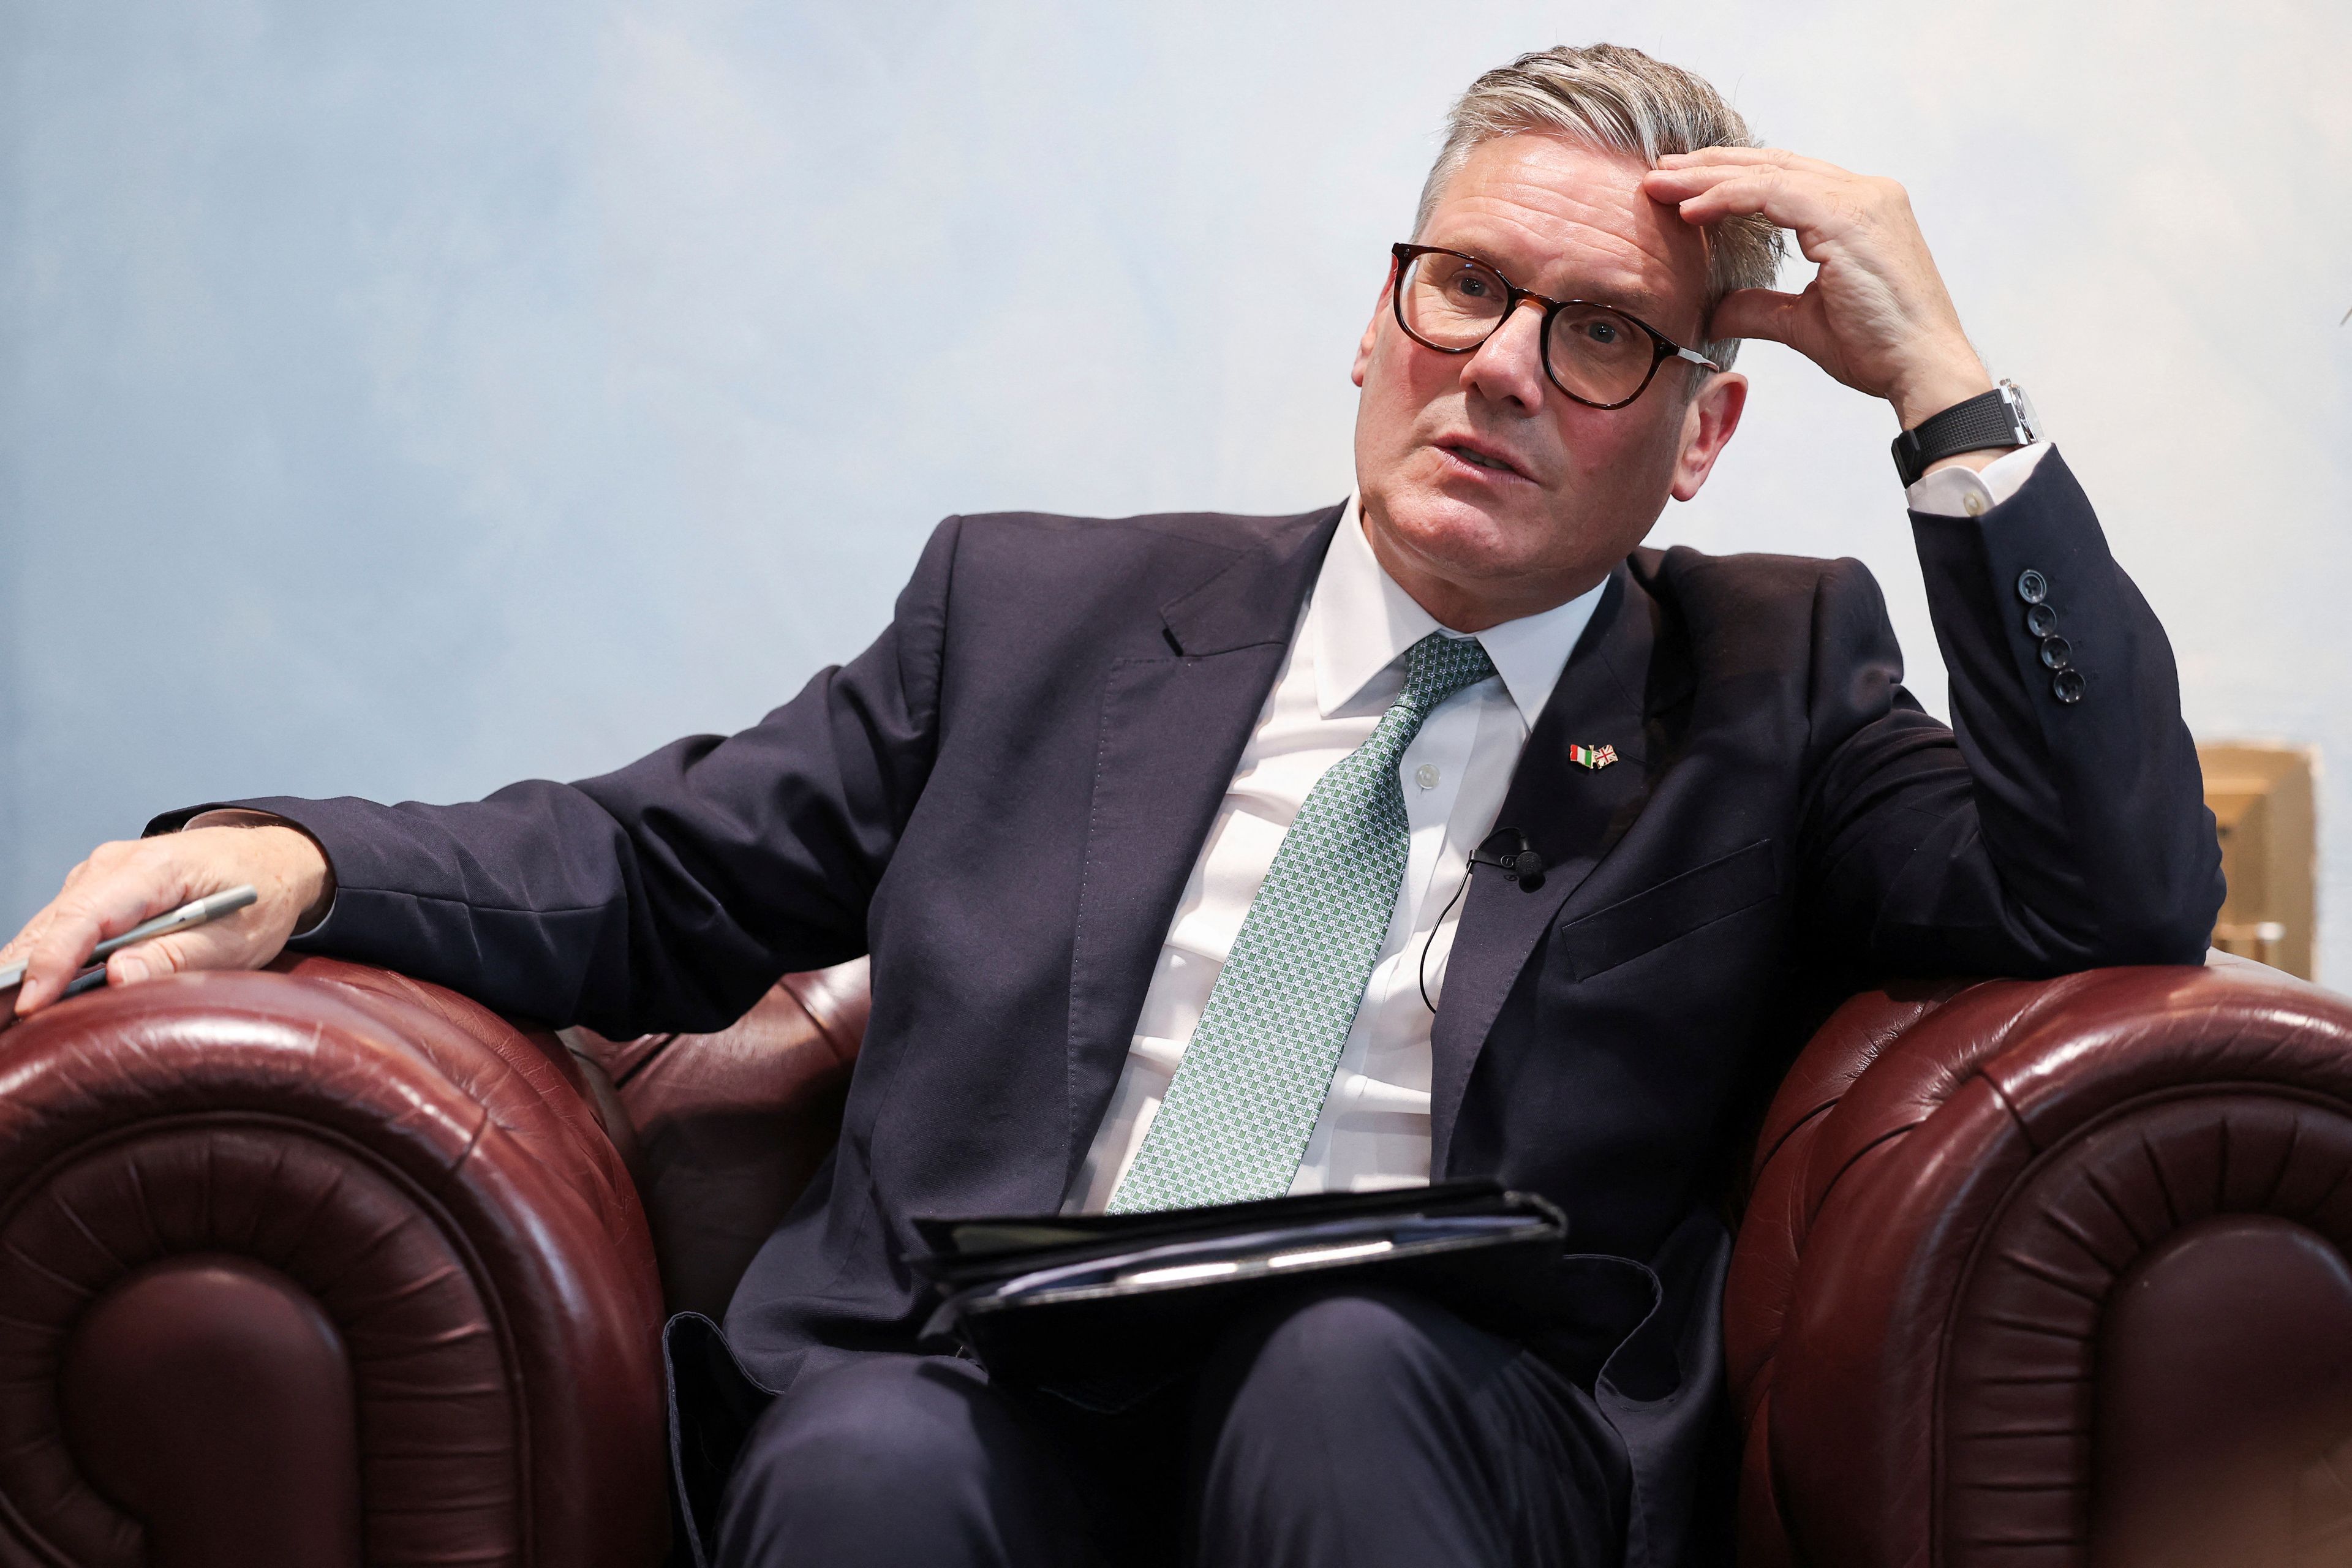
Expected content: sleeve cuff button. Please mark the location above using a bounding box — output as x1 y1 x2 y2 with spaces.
2052 669 2086 704
2016 568 2049 604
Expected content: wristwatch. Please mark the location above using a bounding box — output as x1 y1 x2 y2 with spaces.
1891 379 2041 486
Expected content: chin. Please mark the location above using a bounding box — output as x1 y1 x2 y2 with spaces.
1376 484 1547 582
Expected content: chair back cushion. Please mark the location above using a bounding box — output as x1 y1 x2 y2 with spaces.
564 959 870 1319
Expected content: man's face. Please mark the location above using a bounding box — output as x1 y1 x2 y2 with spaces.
1351 133 1745 630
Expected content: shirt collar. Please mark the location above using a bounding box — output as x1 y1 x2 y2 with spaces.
1310 497 1608 729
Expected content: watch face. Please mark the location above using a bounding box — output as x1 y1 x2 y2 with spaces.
2000 380 2041 442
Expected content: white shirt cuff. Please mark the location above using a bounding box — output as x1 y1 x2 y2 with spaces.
1905 441 2054 518
183 808 294 831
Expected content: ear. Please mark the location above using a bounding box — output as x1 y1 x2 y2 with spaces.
1351 260 1398 389
1669 370 1747 502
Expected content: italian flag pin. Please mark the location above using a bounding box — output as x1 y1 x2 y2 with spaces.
1569 742 1619 771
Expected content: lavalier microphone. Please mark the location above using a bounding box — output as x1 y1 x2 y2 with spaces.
1418 827 1547 1012
1470 827 1545 891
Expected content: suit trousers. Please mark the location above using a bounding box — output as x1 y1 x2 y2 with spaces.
712 1284 1630 1568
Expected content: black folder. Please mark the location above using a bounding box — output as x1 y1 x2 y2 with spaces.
913 1181 1574 1406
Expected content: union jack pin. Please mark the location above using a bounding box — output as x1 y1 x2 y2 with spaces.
1569 742 1618 771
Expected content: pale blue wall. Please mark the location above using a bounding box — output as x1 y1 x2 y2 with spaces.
7 1 2350 974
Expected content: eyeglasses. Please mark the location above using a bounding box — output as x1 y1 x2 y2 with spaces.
1388 243 1721 410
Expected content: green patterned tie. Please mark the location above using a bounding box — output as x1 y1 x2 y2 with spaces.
1107 630 1498 1213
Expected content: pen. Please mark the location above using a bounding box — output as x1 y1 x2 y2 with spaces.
0 886 260 1000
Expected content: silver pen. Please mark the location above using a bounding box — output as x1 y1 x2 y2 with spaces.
0 886 261 1000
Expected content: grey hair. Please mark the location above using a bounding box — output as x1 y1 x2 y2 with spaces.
1414 43 1782 374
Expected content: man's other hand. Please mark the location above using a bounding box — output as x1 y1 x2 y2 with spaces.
1643 148 1995 430
1 824 333 1020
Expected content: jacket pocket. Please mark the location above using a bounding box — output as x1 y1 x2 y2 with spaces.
1553 838 1779 982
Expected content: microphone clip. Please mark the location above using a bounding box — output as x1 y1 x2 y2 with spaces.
1471 827 1545 892
1419 826 1547 1012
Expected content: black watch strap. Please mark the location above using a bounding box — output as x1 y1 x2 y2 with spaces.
1891 380 2041 487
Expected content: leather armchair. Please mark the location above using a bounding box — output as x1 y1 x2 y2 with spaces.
2 951 2348 1567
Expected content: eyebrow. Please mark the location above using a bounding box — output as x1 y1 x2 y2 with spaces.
1434 244 1676 328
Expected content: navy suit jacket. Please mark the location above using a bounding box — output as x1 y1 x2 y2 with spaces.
169 450 2221 1565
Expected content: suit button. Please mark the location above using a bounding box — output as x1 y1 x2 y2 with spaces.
2025 602 2057 636
2016 569 2049 604
2052 669 2086 704
2039 635 2073 669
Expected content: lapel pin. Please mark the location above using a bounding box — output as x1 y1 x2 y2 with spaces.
1568 742 1618 771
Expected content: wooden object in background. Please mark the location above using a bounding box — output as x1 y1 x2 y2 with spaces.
2198 742 2318 979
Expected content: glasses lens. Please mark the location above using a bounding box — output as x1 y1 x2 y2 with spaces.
1399 252 1509 350
1546 304 1656 405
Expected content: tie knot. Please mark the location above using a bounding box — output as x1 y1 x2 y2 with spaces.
1400 631 1497 716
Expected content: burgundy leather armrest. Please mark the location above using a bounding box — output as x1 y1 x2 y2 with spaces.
1727 959 2352 1568
0 957 667 1568
566 957 870 1321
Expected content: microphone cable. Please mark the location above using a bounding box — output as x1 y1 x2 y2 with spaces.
1417 827 1545 1013
1417 859 1476 1013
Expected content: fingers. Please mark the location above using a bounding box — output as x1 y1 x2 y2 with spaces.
1643 165 1846 239
4 826 322 1019
106 926 241 987
1654 146 1849 177
6 842 202 1016
1651 149 1967 411
1705 287 1812 350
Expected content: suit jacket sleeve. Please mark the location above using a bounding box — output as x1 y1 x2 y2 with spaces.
149 517 964 1039
1795 449 2223 974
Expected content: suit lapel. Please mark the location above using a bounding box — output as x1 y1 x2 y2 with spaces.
1430 564 1679 1171
1061 502 1347 1193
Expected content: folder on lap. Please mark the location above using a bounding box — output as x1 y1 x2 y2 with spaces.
913 1181 1573 1403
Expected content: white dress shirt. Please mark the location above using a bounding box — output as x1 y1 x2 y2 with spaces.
1059 504 1604 1212
1060 441 2055 1214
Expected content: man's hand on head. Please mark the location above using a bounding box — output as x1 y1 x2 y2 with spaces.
0 821 333 1022
1643 148 1996 433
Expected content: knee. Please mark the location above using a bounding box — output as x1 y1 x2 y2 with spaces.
717 1357 1009 1562
1235 1287 1458 1402
735 1357 992 1502
1196 1290 1629 1566
1205 1286 1485 1458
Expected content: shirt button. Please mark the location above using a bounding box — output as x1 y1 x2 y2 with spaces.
1962 490 1986 517
1414 764 1441 790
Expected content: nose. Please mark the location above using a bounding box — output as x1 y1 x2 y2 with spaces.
1460 298 1550 412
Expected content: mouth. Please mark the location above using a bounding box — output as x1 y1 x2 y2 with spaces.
1435 437 1531 483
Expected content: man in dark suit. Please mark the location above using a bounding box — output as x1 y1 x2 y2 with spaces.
4 43 2218 1568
